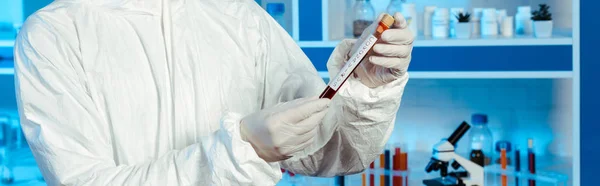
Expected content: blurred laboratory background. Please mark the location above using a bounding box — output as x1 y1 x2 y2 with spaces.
0 0 591 185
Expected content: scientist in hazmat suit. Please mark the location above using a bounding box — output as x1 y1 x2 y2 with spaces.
13 0 413 185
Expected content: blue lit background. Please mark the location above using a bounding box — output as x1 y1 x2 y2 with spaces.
0 0 594 185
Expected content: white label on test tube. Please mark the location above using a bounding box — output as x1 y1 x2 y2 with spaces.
328 35 378 91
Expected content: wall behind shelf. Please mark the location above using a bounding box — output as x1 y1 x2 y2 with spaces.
387 78 573 157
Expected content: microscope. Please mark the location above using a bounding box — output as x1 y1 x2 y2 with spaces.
423 121 484 186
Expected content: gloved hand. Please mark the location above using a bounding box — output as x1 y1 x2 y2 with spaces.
328 12 414 88
240 97 331 162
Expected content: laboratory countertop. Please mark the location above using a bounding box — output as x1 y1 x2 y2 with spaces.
277 151 573 186
0 149 574 186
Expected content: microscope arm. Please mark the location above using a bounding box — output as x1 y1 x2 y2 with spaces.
451 152 484 186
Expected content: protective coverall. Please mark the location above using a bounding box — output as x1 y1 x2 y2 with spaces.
13 0 411 185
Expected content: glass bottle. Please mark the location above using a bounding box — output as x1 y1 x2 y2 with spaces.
352 0 375 38
266 3 289 35
468 114 493 166
386 0 403 15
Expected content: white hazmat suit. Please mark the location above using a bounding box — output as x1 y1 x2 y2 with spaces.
13 0 412 185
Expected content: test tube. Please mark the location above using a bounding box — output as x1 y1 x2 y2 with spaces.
380 153 385 186
384 149 390 186
515 145 521 186
319 14 395 99
362 172 367 186
370 162 375 186
399 152 408 186
501 146 507 186
393 146 401 186
527 139 536 186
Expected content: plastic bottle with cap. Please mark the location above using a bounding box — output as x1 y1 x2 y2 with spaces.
516 6 533 35
472 8 484 36
481 8 498 36
423 6 437 37
266 3 288 35
496 9 507 33
432 8 449 39
401 3 418 37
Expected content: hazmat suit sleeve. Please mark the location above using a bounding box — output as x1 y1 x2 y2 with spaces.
14 16 280 185
249 5 408 176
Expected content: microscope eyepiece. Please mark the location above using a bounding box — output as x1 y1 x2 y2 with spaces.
447 121 471 146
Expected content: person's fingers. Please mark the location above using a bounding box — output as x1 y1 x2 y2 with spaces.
280 98 330 123
373 44 412 58
381 29 415 45
368 55 411 70
293 109 327 132
392 12 408 29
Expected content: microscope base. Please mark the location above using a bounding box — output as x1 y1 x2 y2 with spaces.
423 177 464 186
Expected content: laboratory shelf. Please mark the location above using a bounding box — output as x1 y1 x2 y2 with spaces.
318 71 573 79
0 61 13 75
0 40 13 48
299 33 573 48
303 44 572 72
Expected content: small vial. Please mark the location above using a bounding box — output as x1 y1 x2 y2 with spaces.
320 14 395 99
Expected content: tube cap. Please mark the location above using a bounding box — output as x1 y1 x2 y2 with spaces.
495 141 512 152
381 14 395 28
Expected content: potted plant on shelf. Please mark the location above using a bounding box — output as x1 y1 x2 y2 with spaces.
531 4 553 38
454 12 472 39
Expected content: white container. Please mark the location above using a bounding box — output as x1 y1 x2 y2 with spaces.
496 9 507 33
533 20 553 37
432 8 449 39
423 6 437 36
516 6 533 35
455 22 471 39
480 8 498 36
472 8 483 36
449 8 464 37
502 16 514 37
401 3 418 37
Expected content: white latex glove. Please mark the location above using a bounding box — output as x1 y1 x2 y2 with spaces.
330 12 414 88
240 97 331 162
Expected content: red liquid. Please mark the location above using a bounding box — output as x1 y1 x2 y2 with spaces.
370 162 375 186
528 151 536 186
393 148 402 186
319 86 338 99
